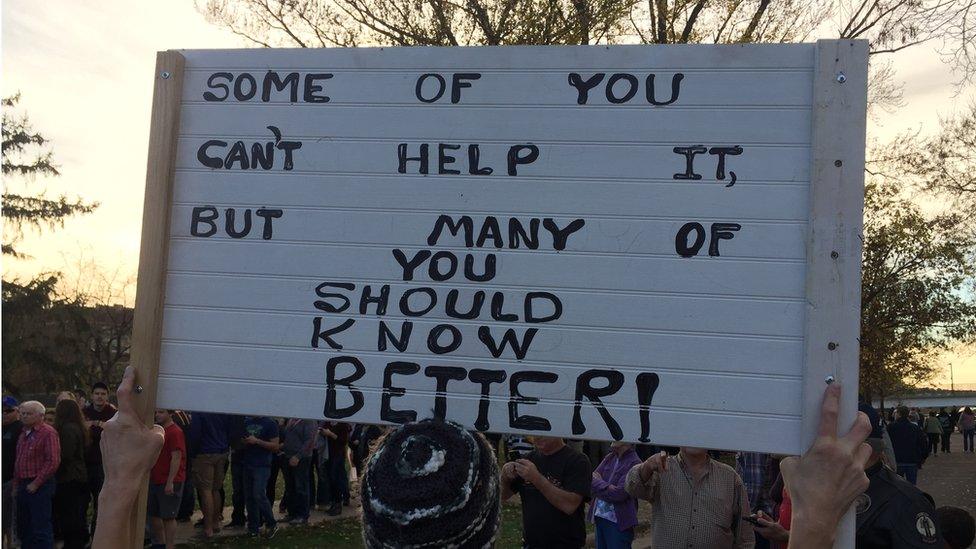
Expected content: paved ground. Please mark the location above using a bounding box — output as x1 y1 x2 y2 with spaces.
917 432 976 514
170 434 974 547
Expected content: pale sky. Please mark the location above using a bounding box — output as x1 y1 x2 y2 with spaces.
2 0 974 386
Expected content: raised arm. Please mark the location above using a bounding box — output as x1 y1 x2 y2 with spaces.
625 451 667 503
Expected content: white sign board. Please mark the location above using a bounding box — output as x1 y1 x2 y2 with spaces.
136 42 867 455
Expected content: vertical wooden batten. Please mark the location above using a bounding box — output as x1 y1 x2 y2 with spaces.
802 39 869 549
127 50 185 548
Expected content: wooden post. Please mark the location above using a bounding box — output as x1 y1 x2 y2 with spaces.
802 39 868 549
127 50 185 548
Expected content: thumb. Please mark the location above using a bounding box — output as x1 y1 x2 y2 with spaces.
779 456 798 483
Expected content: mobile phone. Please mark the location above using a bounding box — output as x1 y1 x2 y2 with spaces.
744 514 762 526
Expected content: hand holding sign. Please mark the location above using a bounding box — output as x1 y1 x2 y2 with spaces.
92 366 165 549
780 384 871 548
100 366 166 489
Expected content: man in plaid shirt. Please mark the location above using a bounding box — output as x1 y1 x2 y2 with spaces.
736 452 775 549
14 400 61 549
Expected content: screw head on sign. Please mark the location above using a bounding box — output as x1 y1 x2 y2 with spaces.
831 251 839 259
161 71 171 79
834 159 843 167
825 375 835 385
828 342 838 350
836 72 847 83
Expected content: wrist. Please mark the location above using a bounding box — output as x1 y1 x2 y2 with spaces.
788 510 837 547
100 480 141 505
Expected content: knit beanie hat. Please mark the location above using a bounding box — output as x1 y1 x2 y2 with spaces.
360 419 500 548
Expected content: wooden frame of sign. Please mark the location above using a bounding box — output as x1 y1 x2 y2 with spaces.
128 50 185 548
800 39 868 546
128 41 866 548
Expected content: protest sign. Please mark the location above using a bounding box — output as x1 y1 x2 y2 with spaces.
131 41 867 456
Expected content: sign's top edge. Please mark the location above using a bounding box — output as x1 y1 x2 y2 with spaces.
167 42 858 55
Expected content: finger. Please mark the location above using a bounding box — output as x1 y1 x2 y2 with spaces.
853 441 873 468
659 451 668 471
840 411 872 453
116 366 137 417
816 383 842 440
779 456 798 483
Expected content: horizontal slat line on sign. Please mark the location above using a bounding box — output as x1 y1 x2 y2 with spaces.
163 302 805 339
172 174 810 223
175 138 810 184
174 170 809 188
167 236 808 263
184 103 812 111
181 69 812 107
156 373 801 417
184 67 814 74
158 332 802 370
159 310 804 372
172 202 811 223
178 136 811 148
159 340 803 380
178 105 810 144
156 344 802 412
181 44 815 70
162 304 803 341
165 270 807 303
154 378 803 452
166 240 808 298
167 236 805 261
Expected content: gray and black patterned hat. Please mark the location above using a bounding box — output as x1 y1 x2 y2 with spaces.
360 419 500 549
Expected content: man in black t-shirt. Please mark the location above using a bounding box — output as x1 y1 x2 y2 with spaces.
501 436 591 549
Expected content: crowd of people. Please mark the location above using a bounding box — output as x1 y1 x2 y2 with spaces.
3 374 974 549
2 383 384 548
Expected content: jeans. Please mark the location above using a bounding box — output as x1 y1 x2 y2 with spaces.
244 466 276 534
267 454 281 505
896 463 918 485
284 457 311 520
230 456 246 524
328 454 349 504
594 517 633 549
308 450 318 508
177 456 196 520
16 478 55 549
54 481 89 549
316 452 331 505
86 463 104 535
964 429 975 452
941 430 952 452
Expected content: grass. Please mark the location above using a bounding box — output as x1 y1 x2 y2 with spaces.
177 503 528 548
